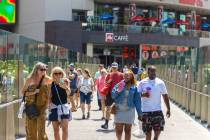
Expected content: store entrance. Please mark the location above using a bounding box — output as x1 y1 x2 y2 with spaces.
98 55 123 68
93 44 139 68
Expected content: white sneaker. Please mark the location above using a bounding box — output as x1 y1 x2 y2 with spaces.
132 129 145 138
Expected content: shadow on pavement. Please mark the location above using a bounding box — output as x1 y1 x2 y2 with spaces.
73 118 85 120
91 109 100 112
91 118 103 122
96 129 115 133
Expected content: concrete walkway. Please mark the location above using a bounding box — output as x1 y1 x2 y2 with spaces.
17 95 210 140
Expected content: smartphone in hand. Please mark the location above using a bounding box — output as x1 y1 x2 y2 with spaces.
60 78 65 85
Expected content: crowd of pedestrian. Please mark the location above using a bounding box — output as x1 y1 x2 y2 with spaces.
18 61 171 140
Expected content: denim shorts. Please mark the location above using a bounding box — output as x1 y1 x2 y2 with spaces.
80 92 92 104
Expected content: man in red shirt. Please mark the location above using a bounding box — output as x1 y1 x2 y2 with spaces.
101 62 124 129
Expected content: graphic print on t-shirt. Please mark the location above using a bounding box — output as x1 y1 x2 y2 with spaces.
138 78 168 112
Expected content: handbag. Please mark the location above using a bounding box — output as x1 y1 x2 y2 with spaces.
54 83 72 121
24 76 44 119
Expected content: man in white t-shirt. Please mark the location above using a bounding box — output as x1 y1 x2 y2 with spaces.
138 65 171 140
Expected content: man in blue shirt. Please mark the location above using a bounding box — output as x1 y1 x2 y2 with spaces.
68 63 78 112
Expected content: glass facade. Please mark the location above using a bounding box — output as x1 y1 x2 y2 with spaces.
93 3 209 31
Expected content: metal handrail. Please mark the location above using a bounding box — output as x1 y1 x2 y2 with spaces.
82 23 210 38
163 80 210 97
0 99 21 109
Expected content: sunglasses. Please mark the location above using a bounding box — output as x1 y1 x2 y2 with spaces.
54 72 62 75
39 68 46 71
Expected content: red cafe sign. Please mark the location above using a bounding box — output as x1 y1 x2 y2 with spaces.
177 47 189 52
179 0 203 7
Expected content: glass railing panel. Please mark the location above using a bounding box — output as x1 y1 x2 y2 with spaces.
0 30 9 103
82 23 210 38
6 33 19 101
150 44 210 93
0 29 99 104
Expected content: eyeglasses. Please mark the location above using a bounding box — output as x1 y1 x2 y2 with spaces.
54 72 62 75
39 69 46 71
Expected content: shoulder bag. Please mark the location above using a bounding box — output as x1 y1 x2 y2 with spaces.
24 76 44 119
54 83 72 121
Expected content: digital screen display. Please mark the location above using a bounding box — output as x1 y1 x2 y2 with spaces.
0 0 16 24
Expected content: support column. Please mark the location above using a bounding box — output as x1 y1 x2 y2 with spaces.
86 43 93 57
157 6 164 22
139 45 142 68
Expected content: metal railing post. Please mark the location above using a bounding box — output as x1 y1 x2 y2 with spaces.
15 61 25 137
201 85 208 123
208 95 210 128
190 83 197 115
195 87 201 119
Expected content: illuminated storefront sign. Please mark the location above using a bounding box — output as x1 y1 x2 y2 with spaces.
0 0 16 24
105 33 128 43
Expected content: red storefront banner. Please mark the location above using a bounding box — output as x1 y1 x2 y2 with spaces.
179 0 203 7
141 44 158 51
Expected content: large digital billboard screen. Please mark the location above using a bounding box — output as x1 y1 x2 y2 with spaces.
0 0 16 24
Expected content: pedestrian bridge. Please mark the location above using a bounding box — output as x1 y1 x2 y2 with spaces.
15 95 210 140
0 30 210 140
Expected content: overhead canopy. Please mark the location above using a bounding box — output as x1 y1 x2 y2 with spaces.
130 16 144 22
201 23 210 28
176 20 190 25
162 18 176 24
144 17 160 22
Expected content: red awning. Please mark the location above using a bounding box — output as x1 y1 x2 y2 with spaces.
176 20 190 25
130 16 144 22
144 17 160 22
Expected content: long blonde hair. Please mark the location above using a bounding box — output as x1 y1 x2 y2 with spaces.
27 62 47 79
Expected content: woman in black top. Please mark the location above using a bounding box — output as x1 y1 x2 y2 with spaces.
48 66 71 140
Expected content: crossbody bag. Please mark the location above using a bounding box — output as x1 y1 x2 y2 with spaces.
24 76 44 119
54 83 72 121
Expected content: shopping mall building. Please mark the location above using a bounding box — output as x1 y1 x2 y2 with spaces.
1 0 210 67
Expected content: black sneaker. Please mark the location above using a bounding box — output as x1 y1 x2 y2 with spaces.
101 123 108 129
82 115 85 119
87 112 90 119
